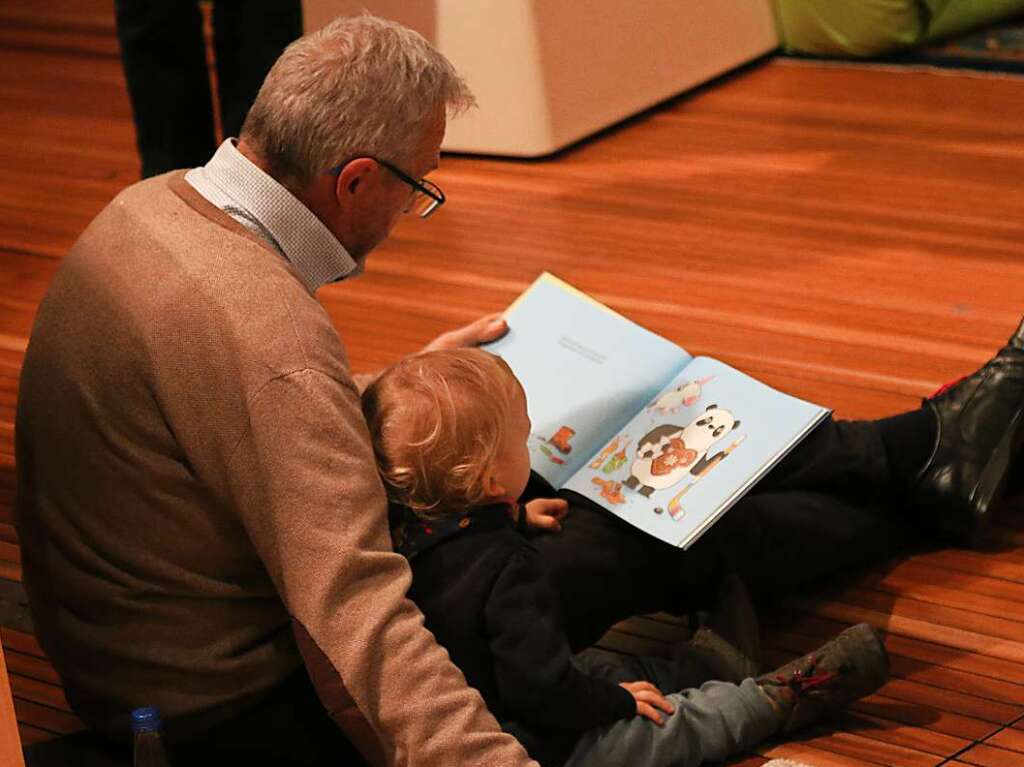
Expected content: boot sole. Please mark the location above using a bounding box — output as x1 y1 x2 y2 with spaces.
970 405 1024 548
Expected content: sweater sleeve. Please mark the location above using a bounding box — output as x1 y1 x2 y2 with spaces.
485 546 636 732
223 368 535 766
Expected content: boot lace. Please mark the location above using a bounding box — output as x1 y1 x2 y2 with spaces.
766 655 848 697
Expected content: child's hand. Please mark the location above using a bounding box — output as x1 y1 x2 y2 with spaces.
619 681 674 725
523 498 568 532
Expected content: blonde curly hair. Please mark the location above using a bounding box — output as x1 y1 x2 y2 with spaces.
362 348 522 518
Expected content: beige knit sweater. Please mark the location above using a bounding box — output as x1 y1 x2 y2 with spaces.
15 172 535 766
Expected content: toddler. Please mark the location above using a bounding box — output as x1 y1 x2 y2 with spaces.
362 348 889 767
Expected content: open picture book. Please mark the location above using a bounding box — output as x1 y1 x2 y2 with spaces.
484 273 830 549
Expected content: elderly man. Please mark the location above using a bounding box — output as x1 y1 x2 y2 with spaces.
16 15 535 766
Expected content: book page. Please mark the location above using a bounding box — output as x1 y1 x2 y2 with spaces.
485 274 690 488
562 357 830 548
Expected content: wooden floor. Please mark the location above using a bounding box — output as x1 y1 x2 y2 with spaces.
3 3 1024 765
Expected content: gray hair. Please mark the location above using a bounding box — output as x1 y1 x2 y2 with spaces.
241 14 475 190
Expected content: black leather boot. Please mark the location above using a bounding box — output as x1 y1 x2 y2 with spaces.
913 318 1024 548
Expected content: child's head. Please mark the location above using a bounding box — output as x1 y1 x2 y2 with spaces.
362 348 532 517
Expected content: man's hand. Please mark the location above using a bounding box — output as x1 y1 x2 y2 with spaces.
422 312 508 352
523 498 568 532
619 681 674 725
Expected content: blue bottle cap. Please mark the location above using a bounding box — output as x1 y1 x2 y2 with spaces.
130 706 163 734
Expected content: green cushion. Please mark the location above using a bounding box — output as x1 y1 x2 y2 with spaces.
774 0 1024 56
926 0 1024 40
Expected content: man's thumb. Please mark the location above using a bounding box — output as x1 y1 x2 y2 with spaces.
479 317 508 343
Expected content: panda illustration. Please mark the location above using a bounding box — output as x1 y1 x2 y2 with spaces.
624 404 740 497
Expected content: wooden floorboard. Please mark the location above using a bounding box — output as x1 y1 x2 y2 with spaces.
955 742 1024 767
2 1 1024 764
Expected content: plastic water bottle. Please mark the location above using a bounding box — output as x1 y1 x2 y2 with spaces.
131 707 172 767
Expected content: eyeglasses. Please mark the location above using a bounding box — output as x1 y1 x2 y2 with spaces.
327 157 445 219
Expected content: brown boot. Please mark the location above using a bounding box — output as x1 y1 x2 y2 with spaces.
685 573 762 682
757 623 889 734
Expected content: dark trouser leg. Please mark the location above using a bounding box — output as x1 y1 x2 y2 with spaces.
213 0 303 137
531 417 915 649
532 501 728 652
701 491 913 603
536 488 912 653
755 416 894 495
114 0 216 177
168 669 368 765
721 415 924 594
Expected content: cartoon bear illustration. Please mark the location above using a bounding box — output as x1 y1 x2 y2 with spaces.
624 404 740 497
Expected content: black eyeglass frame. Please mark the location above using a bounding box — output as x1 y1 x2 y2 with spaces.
326 157 445 219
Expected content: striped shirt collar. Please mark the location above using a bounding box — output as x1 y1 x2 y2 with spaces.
185 139 358 293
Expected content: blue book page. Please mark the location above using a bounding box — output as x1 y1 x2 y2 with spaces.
563 357 830 548
485 274 690 488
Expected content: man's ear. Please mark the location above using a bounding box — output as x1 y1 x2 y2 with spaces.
333 158 378 206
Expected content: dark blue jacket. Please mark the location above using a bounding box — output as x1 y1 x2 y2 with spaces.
394 502 635 765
